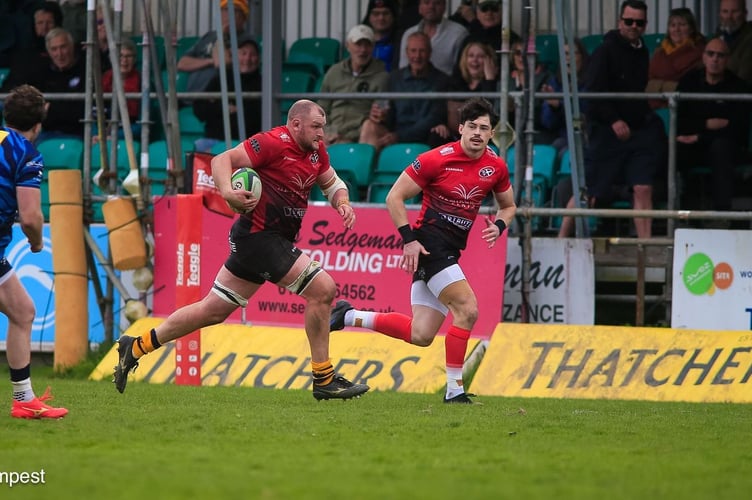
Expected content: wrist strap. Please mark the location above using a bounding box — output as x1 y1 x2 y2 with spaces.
398 224 416 244
494 219 507 233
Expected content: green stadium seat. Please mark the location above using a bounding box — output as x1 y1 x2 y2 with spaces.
536 34 559 71
161 69 190 94
286 37 340 77
581 34 603 55
367 143 430 203
327 143 376 190
0 67 10 89
210 140 242 155
643 33 665 55
132 35 166 70
280 69 315 120
37 137 84 170
177 107 205 142
176 36 200 61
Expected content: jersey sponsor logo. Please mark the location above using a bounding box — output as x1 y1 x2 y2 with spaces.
284 207 306 219
445 167 463 172
439 146 454 155
250 138 261 153
411 159 421 171
279 132 291 142
479 166 495 177
439 213 473 230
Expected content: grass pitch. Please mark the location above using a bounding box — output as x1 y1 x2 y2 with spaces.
1 368 751 500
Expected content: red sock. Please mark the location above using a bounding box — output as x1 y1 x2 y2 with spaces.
445 325 471 369
373 312 413 344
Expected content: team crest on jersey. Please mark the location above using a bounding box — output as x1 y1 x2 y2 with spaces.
479 166 495 178
250 138 261 153
411 158 421 171
439 146 454 156
310 152 319 164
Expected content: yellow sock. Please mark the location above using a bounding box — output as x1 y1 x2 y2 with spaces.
131 329 161 358
311 359 334 386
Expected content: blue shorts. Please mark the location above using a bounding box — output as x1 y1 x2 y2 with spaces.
0 257 12 282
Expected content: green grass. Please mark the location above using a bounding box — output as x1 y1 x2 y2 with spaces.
1 366 751 500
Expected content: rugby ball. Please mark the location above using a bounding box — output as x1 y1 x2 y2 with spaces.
228 167 262 213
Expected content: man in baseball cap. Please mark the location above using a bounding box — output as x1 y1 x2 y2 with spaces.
318 23 389 148
347 24 375 44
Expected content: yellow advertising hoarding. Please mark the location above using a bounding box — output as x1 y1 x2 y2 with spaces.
91 318 477 394
473 323 752 403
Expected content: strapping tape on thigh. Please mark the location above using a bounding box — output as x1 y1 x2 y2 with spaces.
211 280 249 307
286 260 322 295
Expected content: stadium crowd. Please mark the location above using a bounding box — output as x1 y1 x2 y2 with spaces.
1 0 751 235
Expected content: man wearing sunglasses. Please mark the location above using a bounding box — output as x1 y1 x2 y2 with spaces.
674 38 752 217
583 0 666 239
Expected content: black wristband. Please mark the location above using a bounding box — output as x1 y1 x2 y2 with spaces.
398 224 416 244
494 219 507 233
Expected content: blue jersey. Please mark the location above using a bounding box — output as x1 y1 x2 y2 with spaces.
0 127 44 255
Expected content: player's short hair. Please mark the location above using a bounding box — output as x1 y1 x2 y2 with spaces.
3 85 47 132
458 97 499 129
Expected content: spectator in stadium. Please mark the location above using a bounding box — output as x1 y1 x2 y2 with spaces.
647 7 705 108
449 0 477 28
94 3 113 73
331 97 515 405
177 0 248 94
30 28 87 142
583 0 666 238
541 38 590 157
318 24 389 145
468 1 512 55
1 2 63 92
675 37 752 213
398 0 468 75
60 0 86 45
716 0 752 83
113 99 370 402
193 35 262 152
2 85 68 419
362 0 401 72
539 38 592 239
94 38 141 141
359 31 449 150
508 37 552 143
430 40 497 144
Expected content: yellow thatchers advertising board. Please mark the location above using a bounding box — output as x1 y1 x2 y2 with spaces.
91 318 480 394
473 323 752 403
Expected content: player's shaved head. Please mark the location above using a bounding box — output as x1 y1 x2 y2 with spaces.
287 99 325 123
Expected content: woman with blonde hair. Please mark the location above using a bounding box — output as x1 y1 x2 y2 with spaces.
430 40 498 145
647 7 705 106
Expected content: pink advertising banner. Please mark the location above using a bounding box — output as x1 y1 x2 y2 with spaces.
153 201 507 339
